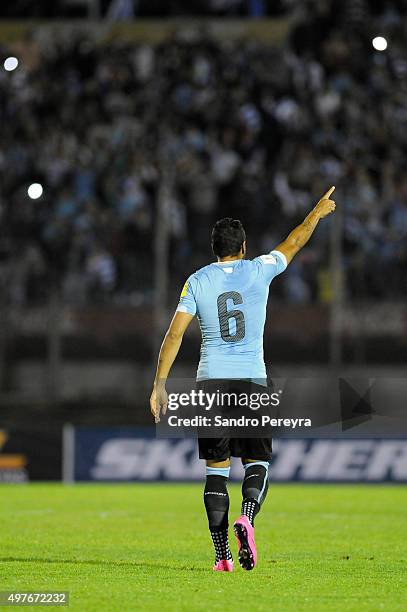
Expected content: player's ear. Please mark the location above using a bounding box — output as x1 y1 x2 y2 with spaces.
242 241 246 256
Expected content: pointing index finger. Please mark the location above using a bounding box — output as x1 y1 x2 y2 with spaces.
323 186 335 200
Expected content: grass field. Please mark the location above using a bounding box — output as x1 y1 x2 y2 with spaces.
1 484 406 611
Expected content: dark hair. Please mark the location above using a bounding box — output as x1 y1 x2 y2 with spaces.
211 218 246 258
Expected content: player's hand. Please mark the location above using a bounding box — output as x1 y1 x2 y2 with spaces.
315 186 336 218
150 381 168 424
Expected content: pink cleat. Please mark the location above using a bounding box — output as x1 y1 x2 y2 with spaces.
233 515 257 570
212 559 234 572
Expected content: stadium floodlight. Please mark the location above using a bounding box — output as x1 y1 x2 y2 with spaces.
3 56 19 71
372 36 388 51
27 183 43 200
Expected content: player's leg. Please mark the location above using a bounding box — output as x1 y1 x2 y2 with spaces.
233 458 269 571
232 437 271 527
240 458 269 525
231 433 272 571
203 454 233 572
198 438 233 572
197 379 234 571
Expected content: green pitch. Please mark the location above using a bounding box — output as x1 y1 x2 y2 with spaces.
1 484 406 611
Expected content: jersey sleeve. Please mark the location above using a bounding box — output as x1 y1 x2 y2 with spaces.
254 249 288 284
176 275 197 316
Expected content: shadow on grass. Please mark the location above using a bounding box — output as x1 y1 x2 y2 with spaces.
0 557 208 572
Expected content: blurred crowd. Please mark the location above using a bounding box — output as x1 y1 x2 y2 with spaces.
3 0 407 19
1 2 407 306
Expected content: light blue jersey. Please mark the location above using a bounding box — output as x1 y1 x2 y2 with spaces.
176 250 287 381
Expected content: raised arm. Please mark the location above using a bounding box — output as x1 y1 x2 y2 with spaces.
150 310 194 423
274 186 336 265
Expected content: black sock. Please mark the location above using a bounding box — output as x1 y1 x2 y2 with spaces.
210 528 232 562
241 462 269 526
204 473 232 562
242 499 259 525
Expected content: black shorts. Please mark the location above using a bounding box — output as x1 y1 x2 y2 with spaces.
197 378 272 462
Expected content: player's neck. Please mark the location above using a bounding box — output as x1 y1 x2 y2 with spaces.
217 254 244 263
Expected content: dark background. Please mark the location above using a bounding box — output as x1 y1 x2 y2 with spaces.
0 2 406 479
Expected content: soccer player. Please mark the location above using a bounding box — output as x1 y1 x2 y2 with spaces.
150 187 336 571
